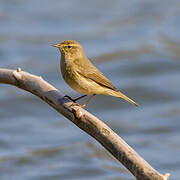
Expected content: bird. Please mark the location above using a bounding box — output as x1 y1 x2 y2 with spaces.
52 40 138 108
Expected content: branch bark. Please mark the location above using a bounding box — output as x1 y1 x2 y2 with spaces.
0 68 170 180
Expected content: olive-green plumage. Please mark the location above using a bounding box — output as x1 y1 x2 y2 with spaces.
52 40 138 106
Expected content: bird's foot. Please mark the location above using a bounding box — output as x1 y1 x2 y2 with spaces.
64 94 94 109
64 95 76 102
64 95 82 107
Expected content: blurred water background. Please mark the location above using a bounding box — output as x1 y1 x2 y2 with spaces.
0 0 180 179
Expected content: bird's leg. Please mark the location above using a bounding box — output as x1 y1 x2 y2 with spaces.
64 95 87 102
74 95 87 101
81 94 96 108
64 94 95 108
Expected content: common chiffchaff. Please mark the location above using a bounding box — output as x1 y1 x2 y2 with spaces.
52 40 138 107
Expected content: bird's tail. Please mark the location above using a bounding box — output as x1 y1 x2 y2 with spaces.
104 89 139 106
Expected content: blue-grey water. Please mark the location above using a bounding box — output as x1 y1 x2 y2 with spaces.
0 0 180 179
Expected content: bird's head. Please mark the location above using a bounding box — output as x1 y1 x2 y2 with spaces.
52 40 85 60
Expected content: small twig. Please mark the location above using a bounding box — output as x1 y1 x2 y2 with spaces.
0 68 170 180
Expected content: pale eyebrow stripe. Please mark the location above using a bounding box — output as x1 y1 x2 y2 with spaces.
61 44 79 47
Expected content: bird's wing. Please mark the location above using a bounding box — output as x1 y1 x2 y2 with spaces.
74 57 118 91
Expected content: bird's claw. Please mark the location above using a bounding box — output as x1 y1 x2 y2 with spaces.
64 95 75 102
64 95 83 107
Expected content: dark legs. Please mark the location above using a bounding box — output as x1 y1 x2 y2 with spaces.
64 94 96 108
64 95 87 102
74 95 87 101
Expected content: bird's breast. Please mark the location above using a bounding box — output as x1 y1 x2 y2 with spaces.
60 59 75 83
60 58 105 95
60 59 90 94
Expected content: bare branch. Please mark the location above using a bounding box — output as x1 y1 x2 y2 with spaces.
0 68 170 180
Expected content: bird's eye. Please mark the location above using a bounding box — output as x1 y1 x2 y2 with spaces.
67 45 72 49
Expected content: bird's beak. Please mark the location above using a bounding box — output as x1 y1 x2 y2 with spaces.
51 44 61 48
